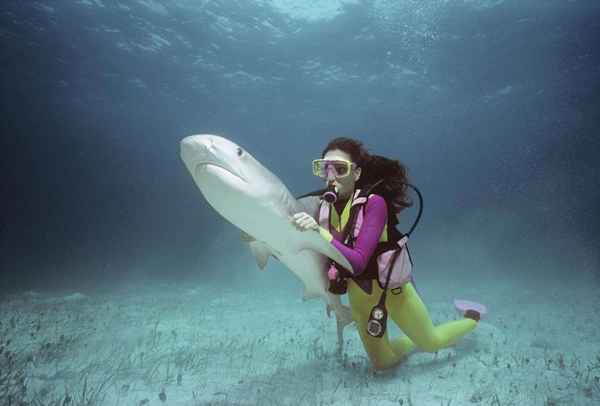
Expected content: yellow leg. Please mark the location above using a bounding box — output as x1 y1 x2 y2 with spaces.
386 282 477 353
347 279 478 369
347 279 406 370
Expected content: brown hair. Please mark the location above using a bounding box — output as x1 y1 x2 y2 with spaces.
321 137 412 213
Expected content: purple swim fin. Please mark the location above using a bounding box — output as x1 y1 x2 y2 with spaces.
454 299 487 320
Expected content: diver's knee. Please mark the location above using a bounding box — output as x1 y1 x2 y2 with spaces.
366 352 388 370
369 354 404 371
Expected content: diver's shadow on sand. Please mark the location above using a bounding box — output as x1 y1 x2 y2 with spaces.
218 336 485 404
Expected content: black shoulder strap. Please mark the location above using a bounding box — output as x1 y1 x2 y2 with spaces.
296 188 327 199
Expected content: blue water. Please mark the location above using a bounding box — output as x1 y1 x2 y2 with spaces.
1 1 599 405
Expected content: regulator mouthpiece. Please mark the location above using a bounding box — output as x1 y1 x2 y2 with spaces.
322 184 338 204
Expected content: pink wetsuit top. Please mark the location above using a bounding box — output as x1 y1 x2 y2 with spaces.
329 194 387 294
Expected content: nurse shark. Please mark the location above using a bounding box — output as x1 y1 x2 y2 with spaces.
180 134 354 352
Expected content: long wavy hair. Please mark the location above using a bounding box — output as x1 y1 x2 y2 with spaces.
321 137 412 214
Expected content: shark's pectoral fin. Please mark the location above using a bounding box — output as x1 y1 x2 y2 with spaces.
249 241 274 270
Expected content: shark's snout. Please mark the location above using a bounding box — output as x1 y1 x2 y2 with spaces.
180 134 248 184
180 134 214 174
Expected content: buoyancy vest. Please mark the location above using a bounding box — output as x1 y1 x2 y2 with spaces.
318 187 414 293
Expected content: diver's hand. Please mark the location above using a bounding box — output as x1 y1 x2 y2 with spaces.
291 212 319 231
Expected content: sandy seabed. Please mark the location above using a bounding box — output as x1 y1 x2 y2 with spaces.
1 266 599 406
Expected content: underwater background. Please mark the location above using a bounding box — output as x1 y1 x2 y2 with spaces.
1 1 599 405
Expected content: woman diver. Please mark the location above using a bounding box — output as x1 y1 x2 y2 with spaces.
291 137 485 371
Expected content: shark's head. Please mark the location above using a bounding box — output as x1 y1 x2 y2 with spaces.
180 134 287 224
181 134 250 186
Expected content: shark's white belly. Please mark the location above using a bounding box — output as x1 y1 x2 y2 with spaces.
271 245 330 299
196 171 331 298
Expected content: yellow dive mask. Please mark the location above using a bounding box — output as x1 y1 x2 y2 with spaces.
312 159 356 179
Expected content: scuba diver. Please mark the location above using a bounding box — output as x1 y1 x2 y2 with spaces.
291 137 486 371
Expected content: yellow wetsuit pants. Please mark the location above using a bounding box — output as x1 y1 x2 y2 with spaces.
347 278 478 370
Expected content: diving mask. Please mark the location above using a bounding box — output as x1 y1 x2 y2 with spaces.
312 159 356 179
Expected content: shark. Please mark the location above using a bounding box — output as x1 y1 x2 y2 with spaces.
180 134 354 352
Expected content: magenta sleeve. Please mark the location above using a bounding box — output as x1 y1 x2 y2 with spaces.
331 194 387 275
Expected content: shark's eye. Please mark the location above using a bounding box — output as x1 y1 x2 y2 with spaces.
237 147 244 157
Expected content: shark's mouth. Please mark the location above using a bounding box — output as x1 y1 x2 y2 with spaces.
195 162 247 183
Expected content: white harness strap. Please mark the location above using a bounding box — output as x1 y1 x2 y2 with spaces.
318 189 364 233
350 195 368 240
318 191 389 244
318 203 329 229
